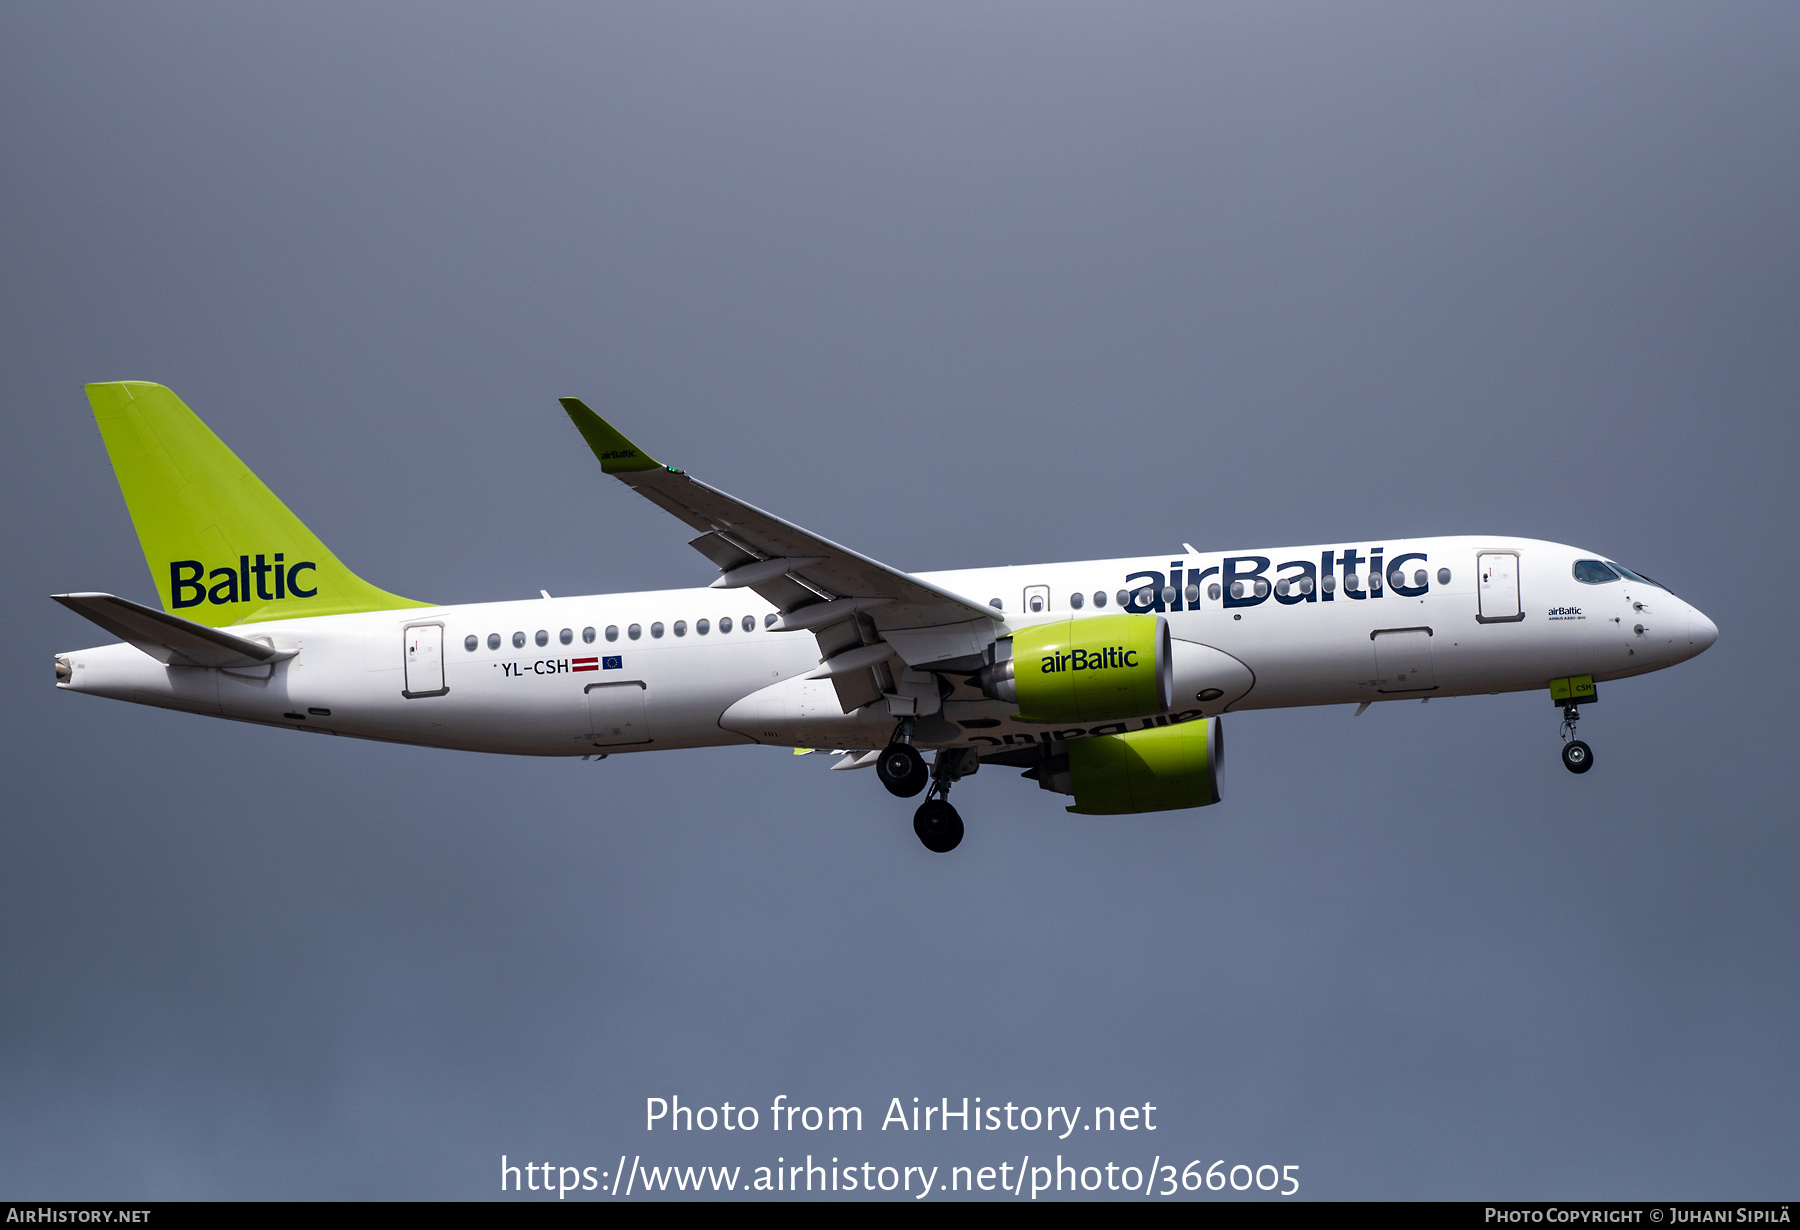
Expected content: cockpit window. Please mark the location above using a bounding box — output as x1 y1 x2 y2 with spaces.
1605 561 1667 591
1572 559 1620 584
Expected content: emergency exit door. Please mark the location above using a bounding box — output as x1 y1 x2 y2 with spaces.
1477 552 1523 623
402 624 448 697
1373 627 1437 692
586 680 651 746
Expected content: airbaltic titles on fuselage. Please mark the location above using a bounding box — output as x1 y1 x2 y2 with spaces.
174 540 1443 647
1114 546 1435 612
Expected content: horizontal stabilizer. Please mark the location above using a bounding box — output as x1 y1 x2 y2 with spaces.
53 592 297 669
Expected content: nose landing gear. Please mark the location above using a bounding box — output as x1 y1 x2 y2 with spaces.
1558 702 1594 774
1561 738 1593 773
1549 676 1598 774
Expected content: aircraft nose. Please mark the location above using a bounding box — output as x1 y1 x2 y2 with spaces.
1688 606 1719 654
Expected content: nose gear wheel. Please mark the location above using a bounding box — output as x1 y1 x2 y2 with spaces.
1558 702 1594 774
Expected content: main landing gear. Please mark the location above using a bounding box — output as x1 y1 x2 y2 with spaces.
876 741 928 797
913 795 963 854
913 749 971 853
1559 703 1594 775
878 722 972 852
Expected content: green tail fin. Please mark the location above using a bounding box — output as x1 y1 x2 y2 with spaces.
86 381 429 626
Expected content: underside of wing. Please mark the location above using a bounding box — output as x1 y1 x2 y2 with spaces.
561 398 1002 714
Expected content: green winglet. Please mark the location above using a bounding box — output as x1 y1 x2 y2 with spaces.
559 398 663 474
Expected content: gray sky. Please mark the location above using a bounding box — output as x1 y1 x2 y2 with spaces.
2 1 1795 1200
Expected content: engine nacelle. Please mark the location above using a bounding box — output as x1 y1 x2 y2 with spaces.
1061 717 1223 815
976 614 1172 723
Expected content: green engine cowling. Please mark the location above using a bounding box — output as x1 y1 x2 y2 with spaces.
977 614 1172 723
1064 717 1223 815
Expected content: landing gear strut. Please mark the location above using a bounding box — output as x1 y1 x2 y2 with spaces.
913 750 969 853
1559 703 1594 775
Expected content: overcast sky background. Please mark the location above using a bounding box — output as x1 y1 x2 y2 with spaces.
2 2 1796 1200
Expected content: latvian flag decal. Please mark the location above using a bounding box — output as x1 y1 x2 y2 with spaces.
572 657 600 673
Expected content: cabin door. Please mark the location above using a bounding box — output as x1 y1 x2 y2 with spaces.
1477 552 1523 623
402 624 447 697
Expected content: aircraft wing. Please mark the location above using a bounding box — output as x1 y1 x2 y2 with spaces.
53 592 298 669
561 399 1002 711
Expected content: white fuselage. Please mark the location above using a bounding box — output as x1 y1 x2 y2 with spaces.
55 536 1717 756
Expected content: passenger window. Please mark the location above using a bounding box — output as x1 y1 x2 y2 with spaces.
487 633 501 650
1070 592 1085 609
1093 591 1107 608
535 629 549 647
1299 576 1314 595
1115 589 1129 607
628 624 641 640
583 627 596 644
719 616 733 633
989 598 1003 610
559 628 573 645
673 620 687 637
606 625 619 642
1184 584 1199 604
464 635 478 652
1345 574 1361 592
651 622 664 638
1322 575 1336 593
1436 568 1451 585
1573 559 1621 584
1413 570 1426 588
697 619 710 635
1231 581 1245 599
764 613 777 628
1160 586 1176 606
1208 583 1222 601
742 615 755 632
513 631 526 648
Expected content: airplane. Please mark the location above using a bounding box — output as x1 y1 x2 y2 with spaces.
53 382 1719 853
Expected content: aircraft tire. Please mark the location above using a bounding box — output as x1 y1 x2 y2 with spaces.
913 799 964 853
877 743 928 797
1562 740 1594 774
